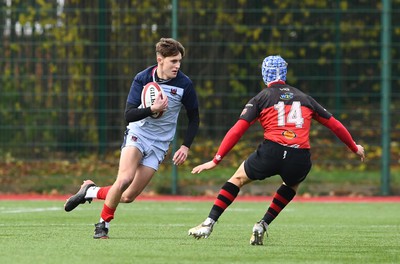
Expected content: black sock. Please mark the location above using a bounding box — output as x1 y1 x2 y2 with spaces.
208 181 240 221
262 184 296 224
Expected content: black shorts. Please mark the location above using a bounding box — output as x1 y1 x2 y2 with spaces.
244 140 312 186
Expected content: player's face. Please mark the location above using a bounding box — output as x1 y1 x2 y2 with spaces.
157 53 182 79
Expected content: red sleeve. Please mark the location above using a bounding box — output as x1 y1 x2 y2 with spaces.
213 119 251 164
320 116 358 153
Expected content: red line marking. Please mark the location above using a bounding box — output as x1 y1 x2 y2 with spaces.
0 194 399 203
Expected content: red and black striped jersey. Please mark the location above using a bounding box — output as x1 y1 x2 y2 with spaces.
239 83 332 149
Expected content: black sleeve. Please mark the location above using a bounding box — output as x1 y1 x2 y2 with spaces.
124 102 153 123
182 107 200 148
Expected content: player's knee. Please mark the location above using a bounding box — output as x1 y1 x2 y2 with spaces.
120 196 136 203
229 175 249 188
228 163 251 187
120 190 141 203
115 178 133 192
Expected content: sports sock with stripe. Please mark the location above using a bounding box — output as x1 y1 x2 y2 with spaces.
262 184 296 224
100 203 116 222
96 186 112 200
208 181 240 221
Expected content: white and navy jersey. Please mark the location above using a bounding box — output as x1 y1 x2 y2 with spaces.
126 65 199 143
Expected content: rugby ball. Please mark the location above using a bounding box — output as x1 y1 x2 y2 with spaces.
141 82 166 119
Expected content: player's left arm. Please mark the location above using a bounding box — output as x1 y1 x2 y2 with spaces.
173 82 200 165
310 95 364 161
316 115 365 161
172 107 200 165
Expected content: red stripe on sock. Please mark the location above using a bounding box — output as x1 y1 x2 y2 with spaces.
215 199 228 210
275 193 289 204
270 203 282 213
101 204 116 222
97 186 112 200
220 189 235 201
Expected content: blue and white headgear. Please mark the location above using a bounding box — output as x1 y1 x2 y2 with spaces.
261 55 288 84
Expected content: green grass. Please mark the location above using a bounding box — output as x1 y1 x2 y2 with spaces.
1 200 399 264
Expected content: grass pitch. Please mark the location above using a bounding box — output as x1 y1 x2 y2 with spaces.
0 199 399 264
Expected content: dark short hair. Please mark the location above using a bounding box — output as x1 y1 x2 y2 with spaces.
156 38 185 58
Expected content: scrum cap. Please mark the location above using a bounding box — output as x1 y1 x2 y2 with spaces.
261 55 287 84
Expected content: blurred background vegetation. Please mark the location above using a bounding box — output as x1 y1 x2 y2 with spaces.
0 0 399 195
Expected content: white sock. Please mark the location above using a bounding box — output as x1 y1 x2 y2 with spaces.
85 186 100 199
100 218 110 229
204 217 215 226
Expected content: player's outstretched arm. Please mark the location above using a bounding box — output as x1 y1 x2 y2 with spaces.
320 116 366 162
191 119 250 174
192 160 217 174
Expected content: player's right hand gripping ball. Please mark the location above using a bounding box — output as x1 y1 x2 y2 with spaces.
141 82 166 118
